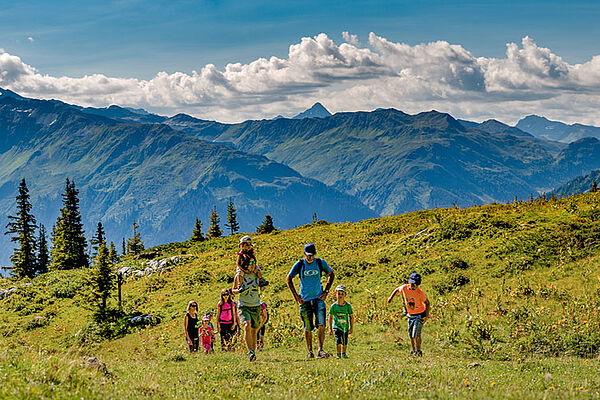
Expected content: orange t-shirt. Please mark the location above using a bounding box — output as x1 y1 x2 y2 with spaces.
399 284 428 315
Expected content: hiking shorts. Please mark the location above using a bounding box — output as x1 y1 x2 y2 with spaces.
238 305 261 329
407 313 425 338
300 298 326 332
334 328 349 346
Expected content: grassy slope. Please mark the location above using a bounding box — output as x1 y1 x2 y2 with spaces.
1 193 600 399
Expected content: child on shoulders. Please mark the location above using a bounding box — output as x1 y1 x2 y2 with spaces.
328 285 354 359
236 235 268 292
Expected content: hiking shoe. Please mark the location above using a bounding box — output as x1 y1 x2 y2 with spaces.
307 351 315 359
316 350 329 359
258 278 269 288
249 350 256 362
410 350 416 356
341 353 348 359
417 350 423 357
335 353 342 359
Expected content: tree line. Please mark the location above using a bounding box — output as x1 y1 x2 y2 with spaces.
4 179 277 280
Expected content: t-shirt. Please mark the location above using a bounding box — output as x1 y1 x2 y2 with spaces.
218 301 236 324
329 301 353 332
288 258 332 301
238 271 260 307
399 284 428 315
200 325 213 341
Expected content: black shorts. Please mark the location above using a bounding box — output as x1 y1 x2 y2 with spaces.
219 323 235 344
334 328 349 346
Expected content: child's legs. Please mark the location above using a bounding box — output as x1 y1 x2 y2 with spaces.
336 344 342 354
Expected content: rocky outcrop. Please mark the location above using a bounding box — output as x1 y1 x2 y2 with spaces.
116 256 187 279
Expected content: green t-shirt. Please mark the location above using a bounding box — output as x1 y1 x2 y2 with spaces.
329 301 353 333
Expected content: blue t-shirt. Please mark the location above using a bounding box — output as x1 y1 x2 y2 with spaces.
288 258 332 301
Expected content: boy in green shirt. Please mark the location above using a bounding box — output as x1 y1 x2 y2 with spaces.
328 285 354 359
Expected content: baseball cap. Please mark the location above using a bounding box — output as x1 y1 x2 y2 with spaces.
335 285 346 293
304 243 316 255
408 272 421 285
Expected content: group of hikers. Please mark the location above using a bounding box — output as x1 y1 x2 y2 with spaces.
184 236 431 361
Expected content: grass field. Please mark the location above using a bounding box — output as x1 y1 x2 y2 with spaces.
1 193 600 399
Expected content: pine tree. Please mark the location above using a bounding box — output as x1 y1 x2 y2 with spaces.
312 212 318 223
208 207 222 238
225 199 240 235
190 218 205 242
90 221 106 259
126 221 145 255
108 241 119 264
51 179 88 270
90 242 114 321
4 179 37 279
256 214 275 234
37 224 50 275
122 238 126 256
592 179 598 193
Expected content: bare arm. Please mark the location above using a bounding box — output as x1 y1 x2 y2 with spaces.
184 314 191 343
216 303 221 332
233 302 241 328
328 314 333 335
349 314 354 335
231 274 242 294
258 308 268 330
286 274 303 304
423 299 431 323
319 270 335 300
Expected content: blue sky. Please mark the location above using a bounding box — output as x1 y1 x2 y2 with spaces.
2 0 598 78
1 0 600 124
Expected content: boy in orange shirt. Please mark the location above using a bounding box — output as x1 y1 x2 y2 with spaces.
388 272 431 356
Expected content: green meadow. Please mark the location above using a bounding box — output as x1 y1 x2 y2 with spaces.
1 193 600 399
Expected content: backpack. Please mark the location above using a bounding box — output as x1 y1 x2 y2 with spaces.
299 258 326 279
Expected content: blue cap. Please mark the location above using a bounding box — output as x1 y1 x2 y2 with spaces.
408 272 421 285
304 243 316 255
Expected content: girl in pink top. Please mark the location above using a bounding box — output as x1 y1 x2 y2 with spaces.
217 288 240 350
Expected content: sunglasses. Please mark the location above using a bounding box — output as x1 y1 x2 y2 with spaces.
191 304 197 308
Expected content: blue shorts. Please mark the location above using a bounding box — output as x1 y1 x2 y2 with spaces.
407 313 424 338
300 298 326 332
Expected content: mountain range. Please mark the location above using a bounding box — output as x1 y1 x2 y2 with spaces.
0 92 375 265
516 115 600 143
3 89 600 267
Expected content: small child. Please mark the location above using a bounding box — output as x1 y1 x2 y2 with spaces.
236 235 268 292
203 312 216 351
200 316 214 354
388 272 430 357
328 285 354 359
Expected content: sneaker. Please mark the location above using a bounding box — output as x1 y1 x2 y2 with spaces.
307 351 315 359
258 278 269 287
341 353 348 359
335 353 342 359
249 350 256 362
417 350 423 357
316 350 329 359
410 350 416 356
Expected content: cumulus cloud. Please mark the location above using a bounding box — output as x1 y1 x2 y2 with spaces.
1 33 600 124
27 37 34 42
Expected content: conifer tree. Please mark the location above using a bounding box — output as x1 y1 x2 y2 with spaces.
51 179 88 270
592 179 598 193
190 218 205 242
90 221 106 259
208 207 222 238
108 241 119 264
122 238 126 256
312 212 318 223
256 214 275 234
5 179 37 279
126 221 145 255
37 224 50 275
225 199 240 235
90 242 114 321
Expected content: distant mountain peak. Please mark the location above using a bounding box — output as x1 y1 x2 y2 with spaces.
292 102 332 119
0 87 25 100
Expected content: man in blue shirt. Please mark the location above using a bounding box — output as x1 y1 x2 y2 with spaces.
286 243 335 359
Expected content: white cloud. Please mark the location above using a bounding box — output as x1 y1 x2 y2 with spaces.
342 31 360 46
27 37 34 42
1 34 600 124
